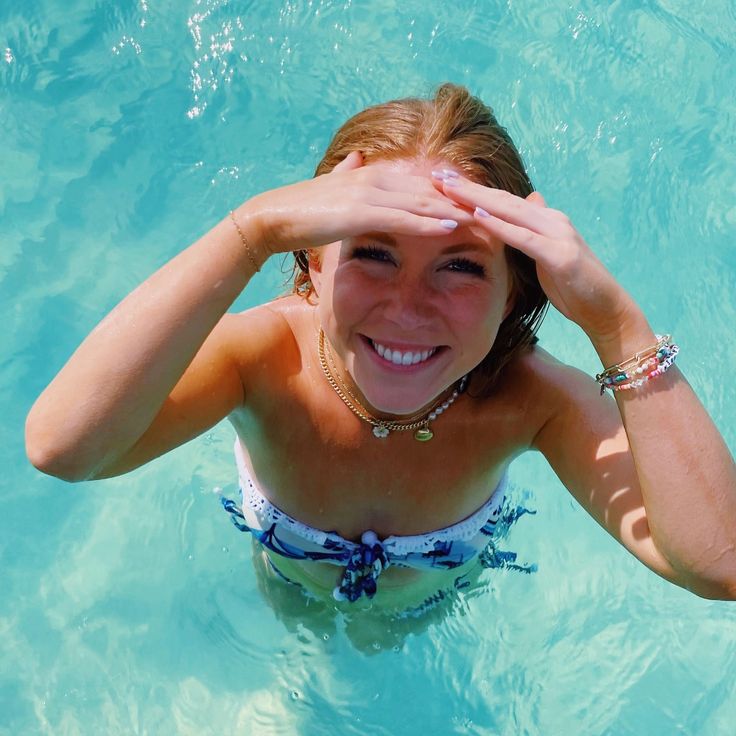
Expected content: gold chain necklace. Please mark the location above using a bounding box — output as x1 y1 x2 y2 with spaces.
317 329 467 441
322 337 431 424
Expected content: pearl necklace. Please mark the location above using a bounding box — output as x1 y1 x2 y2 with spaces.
317 329 467 441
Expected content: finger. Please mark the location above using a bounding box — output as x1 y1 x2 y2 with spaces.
332 150 364 173
363 169 453 199
472 208 552 263
435 175 556 235
526 190 547 208
429 169 455 195
365 188 475 227
358 206 472 238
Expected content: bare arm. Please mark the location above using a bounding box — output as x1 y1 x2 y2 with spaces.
25 209 266 481
590 316 736 597
534 344 736 600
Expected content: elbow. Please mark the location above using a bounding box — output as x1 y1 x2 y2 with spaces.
685 575 736 602
26 446 88 483
704 581 736 602
663 544 736 602
693 586 736 603
25 413 92 483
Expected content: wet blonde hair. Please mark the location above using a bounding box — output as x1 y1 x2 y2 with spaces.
292 82 548 394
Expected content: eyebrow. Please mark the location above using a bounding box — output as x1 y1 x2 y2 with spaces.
358 232 489 256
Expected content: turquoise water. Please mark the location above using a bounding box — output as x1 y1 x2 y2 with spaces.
3 0 736 733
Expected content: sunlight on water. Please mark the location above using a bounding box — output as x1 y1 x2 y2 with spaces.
2 0 736 733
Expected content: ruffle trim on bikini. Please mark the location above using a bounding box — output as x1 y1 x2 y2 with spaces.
383 487 507 555
241 478 341 547
239 473 509 556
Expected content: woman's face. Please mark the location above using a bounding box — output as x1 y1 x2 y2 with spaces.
312 158 512 416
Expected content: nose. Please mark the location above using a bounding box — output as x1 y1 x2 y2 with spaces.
381 273 437 330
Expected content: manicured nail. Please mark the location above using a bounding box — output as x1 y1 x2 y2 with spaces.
431 170 447 180
442 177 459 186
440 219 458 229
441 169 459 178
475 207 490 218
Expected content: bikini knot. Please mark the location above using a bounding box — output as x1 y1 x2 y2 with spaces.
332 530 390 602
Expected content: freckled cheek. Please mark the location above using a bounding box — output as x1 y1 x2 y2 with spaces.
330 272 380 325
442 290 506 348
442 284 500 322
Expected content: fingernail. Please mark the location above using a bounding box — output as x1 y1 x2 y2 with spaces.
431 170 447 180
442 169 459 178
440 219 458 229
475 207 490 218
442 177 459 186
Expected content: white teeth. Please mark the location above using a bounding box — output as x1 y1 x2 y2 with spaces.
370 341 437 366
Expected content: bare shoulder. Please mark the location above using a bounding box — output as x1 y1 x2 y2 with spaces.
224 295 305 354
494 343 603 443
510 342 586 381
225 294 314 388
516 342 626 461
523 344 598 392
501 342 596 400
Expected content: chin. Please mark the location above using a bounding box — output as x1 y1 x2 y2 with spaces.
355 377 454 417
367 394 432 416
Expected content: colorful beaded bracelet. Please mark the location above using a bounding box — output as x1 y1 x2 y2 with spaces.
596 335 679 394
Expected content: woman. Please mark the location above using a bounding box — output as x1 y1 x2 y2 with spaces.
25 84 736 611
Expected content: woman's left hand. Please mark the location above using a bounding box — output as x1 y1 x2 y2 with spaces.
432 171 640 344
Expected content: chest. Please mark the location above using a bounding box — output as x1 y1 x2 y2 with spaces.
230 375 533 539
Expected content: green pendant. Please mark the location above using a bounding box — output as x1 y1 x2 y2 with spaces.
414 426 434 442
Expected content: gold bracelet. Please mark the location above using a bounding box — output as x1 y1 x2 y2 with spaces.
595 334 671 382
229 210 261 273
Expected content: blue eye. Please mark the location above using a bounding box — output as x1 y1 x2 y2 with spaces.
446 258 486 277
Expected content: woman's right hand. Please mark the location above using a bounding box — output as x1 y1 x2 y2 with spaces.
237 152 476 258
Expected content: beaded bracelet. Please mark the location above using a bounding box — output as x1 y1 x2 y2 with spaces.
596 334 679 394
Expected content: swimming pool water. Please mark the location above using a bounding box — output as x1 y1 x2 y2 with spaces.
2 0 736 733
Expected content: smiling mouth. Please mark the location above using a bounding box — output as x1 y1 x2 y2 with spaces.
365 337 444 367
